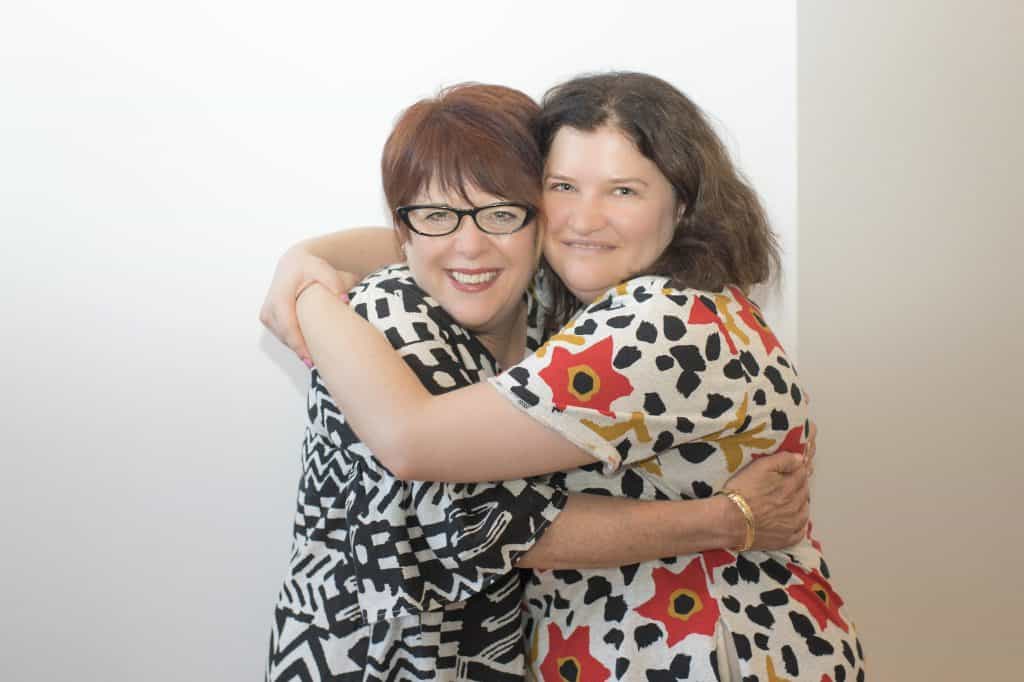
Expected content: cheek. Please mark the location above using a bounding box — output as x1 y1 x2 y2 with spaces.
541 196 570 227
646 206 677 253
541 227 559 251
509 233 539 274
404 244 439 282
659 217 676 251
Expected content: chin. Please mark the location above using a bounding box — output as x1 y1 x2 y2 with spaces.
449 306 497 331
564 272 612 295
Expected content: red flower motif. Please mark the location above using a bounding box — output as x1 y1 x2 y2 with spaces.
786 563 848 633
729 286 782 357
636 559 719 646
752 426 806 461
700 549 735 584
688 296 738 354
538 337 633 417
539 624 610 682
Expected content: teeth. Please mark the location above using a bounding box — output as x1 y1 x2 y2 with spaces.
450 270 498 284
567 241 612 250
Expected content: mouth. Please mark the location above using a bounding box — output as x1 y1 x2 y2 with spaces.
447 268 500 292
562 239 616 251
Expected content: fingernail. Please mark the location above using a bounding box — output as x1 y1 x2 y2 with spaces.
302 357 313 369
339 292 350 304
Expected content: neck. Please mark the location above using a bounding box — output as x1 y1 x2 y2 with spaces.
572 288 604 306
476 301 528 369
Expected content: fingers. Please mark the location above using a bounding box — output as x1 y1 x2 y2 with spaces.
806 421 818 468
772 451 806 476
262 299 312 366
778 465 809 514
258 248 338 367
796 500 811 540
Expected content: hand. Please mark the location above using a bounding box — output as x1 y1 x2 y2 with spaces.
258 245 357 366
806 421 818 477
722 452 810 550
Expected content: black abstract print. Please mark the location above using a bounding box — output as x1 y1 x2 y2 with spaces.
267 265 566 681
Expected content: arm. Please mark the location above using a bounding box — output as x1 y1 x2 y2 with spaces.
518 433 810 570
258 227 400 363
296 227 401 274
297 284 812 485
297 284 595 481
298 282 811 568
519 494 736 569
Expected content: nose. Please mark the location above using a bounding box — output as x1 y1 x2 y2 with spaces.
564 194 608 236
451 215 491 258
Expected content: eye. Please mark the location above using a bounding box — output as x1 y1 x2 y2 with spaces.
423 210 452 222
547 181 574 192
612 186 637 197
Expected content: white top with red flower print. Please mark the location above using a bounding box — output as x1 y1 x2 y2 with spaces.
489 276 866 682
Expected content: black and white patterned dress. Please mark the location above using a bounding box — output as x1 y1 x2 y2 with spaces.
267 265 567 681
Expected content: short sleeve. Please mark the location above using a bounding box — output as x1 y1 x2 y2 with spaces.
338 265 568 622
488 277 753 473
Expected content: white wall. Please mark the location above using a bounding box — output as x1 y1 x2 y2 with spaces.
0 2 796 679
798 1 1024 679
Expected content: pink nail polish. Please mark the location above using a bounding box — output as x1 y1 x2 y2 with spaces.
302 358 313 369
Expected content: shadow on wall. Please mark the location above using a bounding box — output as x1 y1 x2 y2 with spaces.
259 329 311 399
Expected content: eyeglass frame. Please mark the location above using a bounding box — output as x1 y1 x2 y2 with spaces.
395 201 537 237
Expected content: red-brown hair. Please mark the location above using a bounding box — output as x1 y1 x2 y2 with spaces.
381 83 543 233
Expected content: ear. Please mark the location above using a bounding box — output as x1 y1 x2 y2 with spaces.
676 201 687 223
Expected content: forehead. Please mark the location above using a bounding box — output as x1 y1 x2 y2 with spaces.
545 125 657 175
412 178 507 207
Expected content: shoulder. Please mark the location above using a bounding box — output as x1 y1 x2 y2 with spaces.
349 263 420 306
569 276 717 339
348 263 439 326
348 264 499 379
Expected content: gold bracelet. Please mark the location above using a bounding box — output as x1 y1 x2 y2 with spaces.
716 488 755 551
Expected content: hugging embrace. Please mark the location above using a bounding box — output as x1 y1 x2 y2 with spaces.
261 72 866 682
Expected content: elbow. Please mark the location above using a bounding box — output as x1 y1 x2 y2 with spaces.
514 551 546 570
382 454 417 482
369 426 420 482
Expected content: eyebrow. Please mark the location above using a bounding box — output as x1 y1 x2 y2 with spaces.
607 177 649 187
544 173 650 187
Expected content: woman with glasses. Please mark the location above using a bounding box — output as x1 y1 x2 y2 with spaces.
265 82 811 682
267 73 867 681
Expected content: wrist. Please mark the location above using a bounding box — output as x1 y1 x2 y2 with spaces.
716 489 755 551
710 494 748 551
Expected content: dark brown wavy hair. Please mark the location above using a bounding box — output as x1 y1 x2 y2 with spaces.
381 83 543 239
535 72 781 323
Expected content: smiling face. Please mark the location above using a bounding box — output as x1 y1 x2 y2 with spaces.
402 181 538 344
541 125 682 303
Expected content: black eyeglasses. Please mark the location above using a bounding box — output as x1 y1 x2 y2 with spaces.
395 202 536 237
